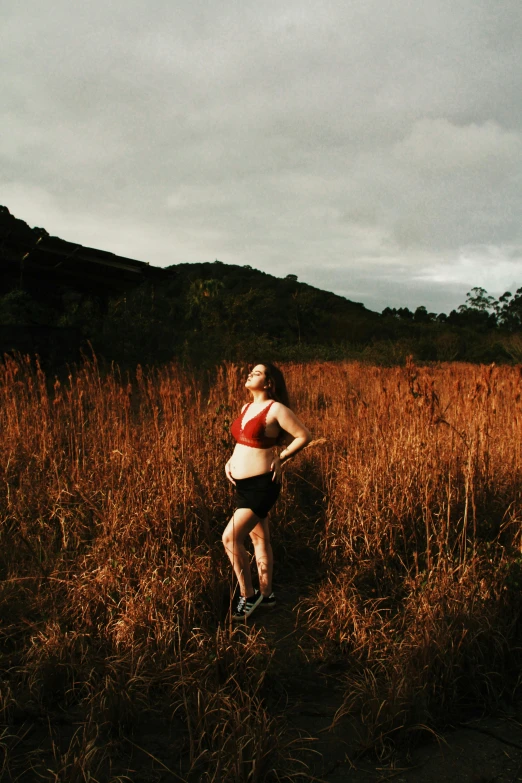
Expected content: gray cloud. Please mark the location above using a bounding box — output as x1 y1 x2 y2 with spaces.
2 0 521 312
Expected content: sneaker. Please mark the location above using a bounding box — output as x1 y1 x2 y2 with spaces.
232 590 263 620
259 592 276 608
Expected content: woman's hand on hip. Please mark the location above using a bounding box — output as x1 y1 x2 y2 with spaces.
270 456 283 484
225 460 236 486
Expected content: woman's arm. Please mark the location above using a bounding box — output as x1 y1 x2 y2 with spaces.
270 404 312 480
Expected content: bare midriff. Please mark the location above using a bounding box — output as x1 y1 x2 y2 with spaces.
229 443 276 479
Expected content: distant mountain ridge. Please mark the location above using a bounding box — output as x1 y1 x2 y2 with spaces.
1 206 518 366
0 204 382 364
0 205 375 314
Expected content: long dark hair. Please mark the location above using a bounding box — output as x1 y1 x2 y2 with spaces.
259 362 291 409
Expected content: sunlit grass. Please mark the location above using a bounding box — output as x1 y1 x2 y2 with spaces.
1 354 521 776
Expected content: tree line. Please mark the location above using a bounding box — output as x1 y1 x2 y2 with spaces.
383 286 522 330
1 264 521 366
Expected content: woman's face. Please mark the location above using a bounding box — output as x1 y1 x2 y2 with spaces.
245 364 268 391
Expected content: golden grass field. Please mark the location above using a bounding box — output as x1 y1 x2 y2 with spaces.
1 355 521 781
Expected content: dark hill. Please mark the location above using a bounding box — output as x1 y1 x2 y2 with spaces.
0 205 383 363
0 205 163 298
168 260 374 314
2 205 513 366
0 205 375 317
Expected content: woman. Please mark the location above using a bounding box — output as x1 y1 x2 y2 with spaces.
223 363 311 620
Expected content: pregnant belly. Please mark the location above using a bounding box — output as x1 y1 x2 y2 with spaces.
229 444 274 479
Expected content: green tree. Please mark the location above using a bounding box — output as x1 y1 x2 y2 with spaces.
496 288 522 330
413 306 435 323
455 287 498 329
0 289 48 325
187 279 225 317
461 286 497 312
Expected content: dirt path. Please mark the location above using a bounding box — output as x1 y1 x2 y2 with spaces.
251 585 522 783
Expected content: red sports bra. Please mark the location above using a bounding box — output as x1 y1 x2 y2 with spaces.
230 401 278 449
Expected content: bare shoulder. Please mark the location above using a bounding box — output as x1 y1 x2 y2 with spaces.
272 402 310 434
270 401 294 420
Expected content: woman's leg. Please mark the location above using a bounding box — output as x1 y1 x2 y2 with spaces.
222 508 261 597
249 517 273 597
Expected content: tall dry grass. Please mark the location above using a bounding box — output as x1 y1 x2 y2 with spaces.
0 355 304 781
297 358 522 754
1 354 521 775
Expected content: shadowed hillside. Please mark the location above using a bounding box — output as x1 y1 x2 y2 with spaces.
0 206 380 364
1 205 521 366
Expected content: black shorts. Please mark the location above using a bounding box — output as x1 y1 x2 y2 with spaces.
234 471 281 519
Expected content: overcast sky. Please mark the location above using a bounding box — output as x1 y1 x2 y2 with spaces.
2 0 521 314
